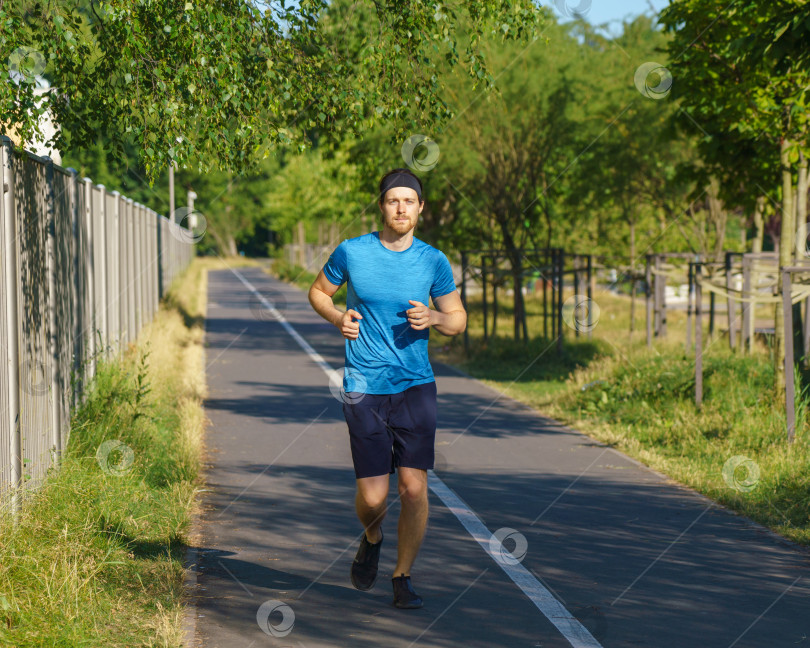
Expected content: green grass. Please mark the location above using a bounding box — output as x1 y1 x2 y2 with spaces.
430 287 810 547
0 255 246 646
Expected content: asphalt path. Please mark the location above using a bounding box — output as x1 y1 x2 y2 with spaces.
185 264 810 648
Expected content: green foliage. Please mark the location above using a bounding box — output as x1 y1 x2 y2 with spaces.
659 0 810 208
1 0 544 182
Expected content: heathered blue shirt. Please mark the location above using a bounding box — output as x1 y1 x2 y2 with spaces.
322 231 457 395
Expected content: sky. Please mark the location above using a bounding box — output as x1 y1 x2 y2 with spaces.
553 0 671 35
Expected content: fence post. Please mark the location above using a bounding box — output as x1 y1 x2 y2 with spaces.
96 186 109 359
686 262 693 351
782 269 796 443
44 157 63 461
482 254 488 342
695 263 703 408
573 256 580 339
586 254 593 339
742 254 752 353
67 168 82 409
110 191 121 355
2 137 22 520
82 178 96 382
645 254 652 347
556 249 564 354
725 252 737 349
157 211 164 301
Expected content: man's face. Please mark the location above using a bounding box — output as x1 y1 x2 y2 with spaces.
379 187 424 235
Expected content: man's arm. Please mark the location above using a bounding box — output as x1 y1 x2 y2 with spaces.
309 269 362 340
406 290 466 336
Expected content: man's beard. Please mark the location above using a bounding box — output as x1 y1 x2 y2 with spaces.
386 216 416 233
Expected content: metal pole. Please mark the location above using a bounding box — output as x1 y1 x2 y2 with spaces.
157 211 164 301
134 203 143 333
44 157 63 460
67 168 81 408
83 178 96 380
782 270 796 443
110 191 120 354
695 263 703 408
2 137 22 520
96 186 108 359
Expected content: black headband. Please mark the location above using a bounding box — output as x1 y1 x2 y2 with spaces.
379 173 423 202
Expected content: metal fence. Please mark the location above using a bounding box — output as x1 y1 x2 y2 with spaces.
1 136 194 513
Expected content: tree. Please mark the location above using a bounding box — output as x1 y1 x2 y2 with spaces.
2 0 544 182
660 0 810 396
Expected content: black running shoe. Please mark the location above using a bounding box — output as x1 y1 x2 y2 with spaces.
350 529 383 591
392 573 423 609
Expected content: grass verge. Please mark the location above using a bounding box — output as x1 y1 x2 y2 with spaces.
0 255 258 646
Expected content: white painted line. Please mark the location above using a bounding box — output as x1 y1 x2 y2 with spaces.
231 268 342 389
229 267 604 648
429 475 603 648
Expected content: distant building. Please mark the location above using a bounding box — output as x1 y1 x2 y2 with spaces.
5 74 62 165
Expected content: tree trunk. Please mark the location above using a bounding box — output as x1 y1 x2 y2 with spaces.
226 235 238 257
775 138 796 397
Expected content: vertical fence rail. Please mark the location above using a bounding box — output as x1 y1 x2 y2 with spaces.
1 140 196 517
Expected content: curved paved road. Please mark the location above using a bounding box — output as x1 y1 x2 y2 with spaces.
184 264 809 648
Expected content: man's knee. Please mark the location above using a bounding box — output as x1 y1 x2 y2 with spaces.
397 468 427 503
356 475 389 510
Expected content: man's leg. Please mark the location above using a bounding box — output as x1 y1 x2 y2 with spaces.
392 467 428 576
355 473 389 543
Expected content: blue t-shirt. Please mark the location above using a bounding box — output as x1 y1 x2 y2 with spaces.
322 231 457 395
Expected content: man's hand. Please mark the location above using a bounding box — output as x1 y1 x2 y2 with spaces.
339 309 363 339
407 300 432 330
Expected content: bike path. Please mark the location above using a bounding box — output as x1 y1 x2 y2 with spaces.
186 265 809 648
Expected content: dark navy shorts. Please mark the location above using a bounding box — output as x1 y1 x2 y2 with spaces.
342 381 438 479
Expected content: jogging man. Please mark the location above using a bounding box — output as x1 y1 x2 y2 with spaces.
308 168 466 609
